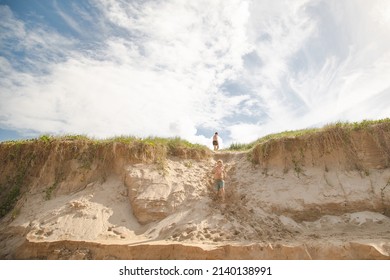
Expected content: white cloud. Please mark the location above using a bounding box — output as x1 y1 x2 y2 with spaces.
0 1 252 146
1 0 389 147
53 0 84 35
290 0 390 125
226 0 390 145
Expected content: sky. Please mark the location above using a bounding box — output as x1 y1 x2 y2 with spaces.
1 0 390 148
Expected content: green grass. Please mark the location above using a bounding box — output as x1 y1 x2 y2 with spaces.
0 155 31 218
227 128 318 151
44 182 58 200
2 134 208 149
227 118 390 151
2 118 389 152
1 134 211 163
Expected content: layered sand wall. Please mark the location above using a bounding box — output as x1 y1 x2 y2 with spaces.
1 122 390 259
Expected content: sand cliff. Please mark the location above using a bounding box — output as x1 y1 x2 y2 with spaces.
1 122 390 259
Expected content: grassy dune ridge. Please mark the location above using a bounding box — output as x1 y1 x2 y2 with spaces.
0 118 389 218
228 118 390 151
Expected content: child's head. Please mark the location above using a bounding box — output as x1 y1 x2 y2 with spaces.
217 159 223 165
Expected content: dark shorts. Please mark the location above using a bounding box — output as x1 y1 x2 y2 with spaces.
213 140 218 146
215 179 224 190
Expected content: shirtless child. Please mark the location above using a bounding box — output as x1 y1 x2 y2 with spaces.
212 132 219 151
213 159 226 201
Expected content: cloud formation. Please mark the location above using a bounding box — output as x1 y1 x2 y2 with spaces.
0 0 389 147
227 0 390 143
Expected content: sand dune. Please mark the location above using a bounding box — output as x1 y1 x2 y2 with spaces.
1 123 390 259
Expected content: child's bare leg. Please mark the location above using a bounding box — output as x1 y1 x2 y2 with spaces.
220 188 225 201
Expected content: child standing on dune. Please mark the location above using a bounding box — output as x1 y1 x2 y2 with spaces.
213 159 226 201
212 132 219 151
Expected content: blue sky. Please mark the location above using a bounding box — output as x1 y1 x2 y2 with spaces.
1 0 390 147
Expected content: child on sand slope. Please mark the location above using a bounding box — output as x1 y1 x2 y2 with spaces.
213 159 226 201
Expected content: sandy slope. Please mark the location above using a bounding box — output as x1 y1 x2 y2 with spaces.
1 150 389 259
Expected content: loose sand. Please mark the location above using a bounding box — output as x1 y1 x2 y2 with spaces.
2 150 389 259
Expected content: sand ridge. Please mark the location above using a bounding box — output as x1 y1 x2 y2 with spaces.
1 148 390 259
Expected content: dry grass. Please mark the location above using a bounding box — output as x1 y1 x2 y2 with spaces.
249 118 390 169
228 118 390 151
